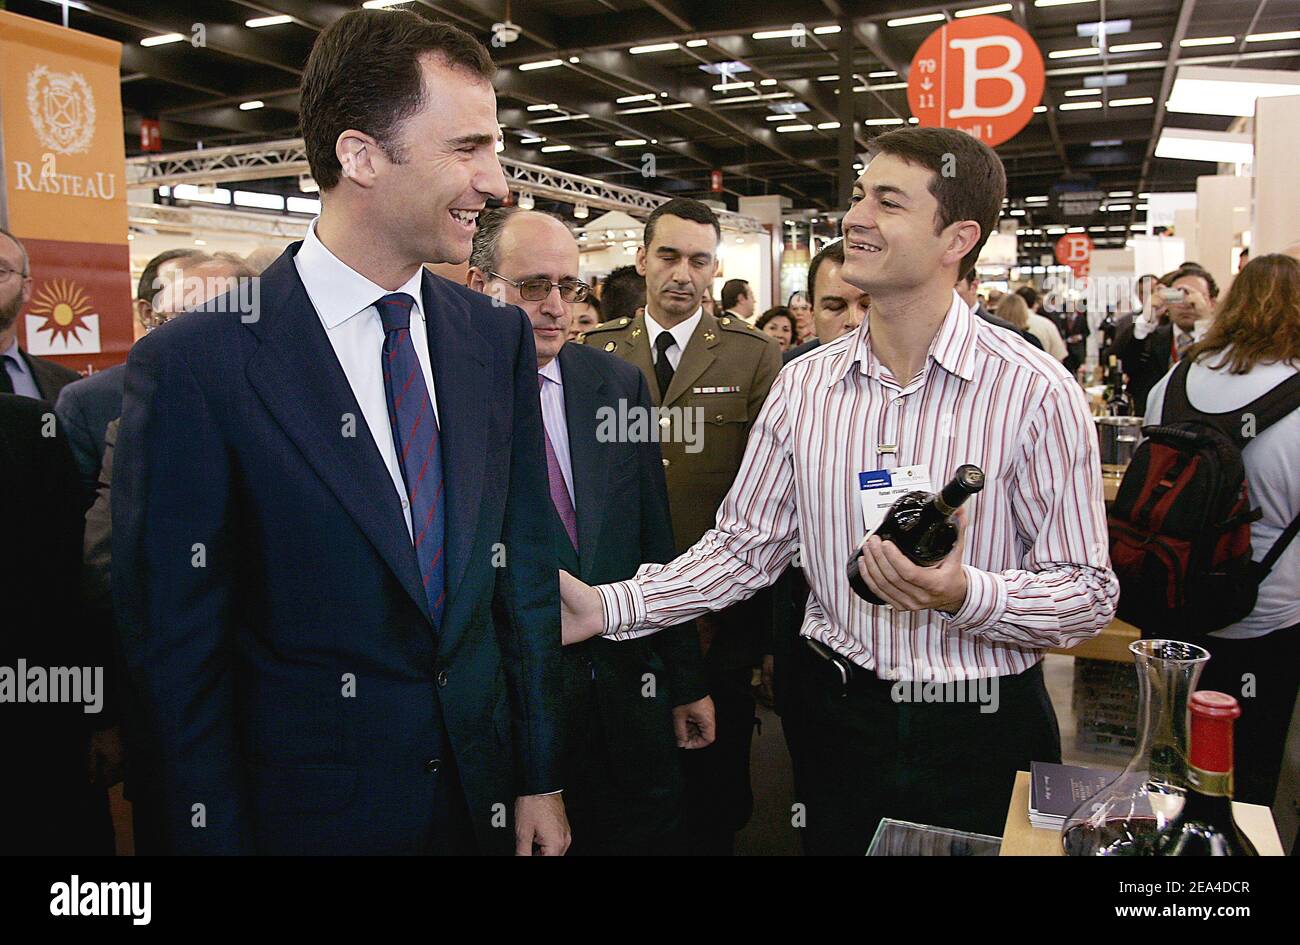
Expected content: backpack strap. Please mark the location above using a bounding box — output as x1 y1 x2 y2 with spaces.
1161 359 1300 448
1258 508 1300 577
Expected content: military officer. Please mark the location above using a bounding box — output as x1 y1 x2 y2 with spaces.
580 197 781 855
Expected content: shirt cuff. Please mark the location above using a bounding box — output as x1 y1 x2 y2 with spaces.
1133 312 1157 340
596 579 647 639
942 565 1006 634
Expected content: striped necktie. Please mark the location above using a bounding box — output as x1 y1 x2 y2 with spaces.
376 292 446 627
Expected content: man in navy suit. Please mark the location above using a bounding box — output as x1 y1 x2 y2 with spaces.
112 9 568 855
468 208 716 854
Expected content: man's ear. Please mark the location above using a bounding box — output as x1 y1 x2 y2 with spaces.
336 130 381 188
20 275 32 307
133 298 152 328
466 266 486 293
945 220 982 269
635 246 647 277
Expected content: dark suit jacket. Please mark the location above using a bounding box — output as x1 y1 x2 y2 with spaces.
55 362 125 510
551 343 705 802
783 337 821 365
1115 320 1174 415
112 245 563 855
20 349 81 401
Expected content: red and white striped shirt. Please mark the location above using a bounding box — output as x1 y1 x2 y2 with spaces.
597 292 1118 682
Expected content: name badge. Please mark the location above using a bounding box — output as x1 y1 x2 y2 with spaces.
857 463 933 538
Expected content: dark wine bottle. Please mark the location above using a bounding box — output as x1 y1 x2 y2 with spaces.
847 464 984 604
1154 691 1258 856
1104 355 1131 416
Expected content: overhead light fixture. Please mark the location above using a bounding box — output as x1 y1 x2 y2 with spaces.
1167 65 1300 117
1032 105 1048 112
526 103 560 111
519 59 564 71
854 82 908 91
234 190 285 211
1180 36 1235 47
887 13 946 27
1110 42 1163 53
1009 209 1026 216
1035 0 1097 7
518 193 535 211
614 138 647 146
573 203 589 220
1103 204 1131 211
362 0 408 7
864 117 905 125
1155 127 1253 164
713 81 756 91
298 174 319 193
1245 31 1300 43
957 4 1012 16
1108 191 1133 197
616 93 656 104
760 79 778 86
1110 96 1153 107
775 124 814 133
766 114 799 121
686 39 709 48
817 121 840 130
1091 138 1122 146
817 74 840 82
630 42 680 54
1049 48 1100 59
753 28 802 39
140 32 185 47
1084 72 1129 88
814 25 841 34
528 113 589 124
1025 195 1049 201
246 14 292 27
1059 100 1103 110
869 71 898 79
520 136 545 144
1064 88 1101 96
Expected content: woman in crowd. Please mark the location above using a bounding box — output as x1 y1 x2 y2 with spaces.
787 290 813 343
1143 253 1300 808
756 306 796 352
993 293 1045 350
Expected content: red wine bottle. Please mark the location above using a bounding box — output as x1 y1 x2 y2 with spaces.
1154 691 1258 856
847 464 984 604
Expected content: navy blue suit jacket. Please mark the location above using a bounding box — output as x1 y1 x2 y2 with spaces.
112 245 563 854
55 362 124 509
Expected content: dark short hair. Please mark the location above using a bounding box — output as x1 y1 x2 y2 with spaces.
137 248 204 302
807 238 846 302
300 9 494 192
721 278 750 310
643 197 721 249
600 265 646 322
755 306 795 333
960 268 978 286
787 290 809 307
1168 264 1219 299
1015 285 1039 310
866 127 1006 276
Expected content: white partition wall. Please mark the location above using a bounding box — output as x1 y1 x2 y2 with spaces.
1253 94 1300 256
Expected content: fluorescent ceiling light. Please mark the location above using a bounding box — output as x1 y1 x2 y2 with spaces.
528 113 589 124
233 190 284 210
140 33 185 47
1103 204 1131 211
173 184 231 205
686 39 709 47
766 114 799 121
1032 105 1047 112
540 145 571 153
616 93 656 104
526 103 559 111
855 82 908 91
760 79 778 86
1009 209 1026 216
1245 31 1300 43
1091 138 1122 146
287 197 321 215
614 138 647 146
520 136 545 144
1035 0 1096 6
814 25 841 35
753 28 803 39
1064 88 1101 96
1025 195 1049 201
1180 36 1235 47
362 0 407 7
1155 127 1253 164
1167 65 1300 117
713 81 755 91
870 71 898 79
630 42 679 54
1049 48 1100 59
1108 191 1133 197
246 14 292 27
519 59 563 71
1110 96 1153 107
817 121 840 130
1059 100 1103 110
239 100 264 110
887 13 946 27
776 124 814 133
1110 42 1162 53
617 102 693 115
957 4 1012 16
817 74 840 81
864 117 905 125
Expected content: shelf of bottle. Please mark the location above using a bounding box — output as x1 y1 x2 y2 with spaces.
1000 771 1284 855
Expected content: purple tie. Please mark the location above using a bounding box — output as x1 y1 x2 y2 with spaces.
377 293 446 627
539 374 578 551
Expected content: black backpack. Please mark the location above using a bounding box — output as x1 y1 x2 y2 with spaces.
1108 360 1300 640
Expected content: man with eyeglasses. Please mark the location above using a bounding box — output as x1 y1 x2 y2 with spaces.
0 227 80 401
468 206 715 854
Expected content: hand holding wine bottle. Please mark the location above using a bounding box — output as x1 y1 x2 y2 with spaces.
848 464 984 613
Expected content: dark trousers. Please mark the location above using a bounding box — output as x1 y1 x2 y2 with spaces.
1197 623 1299 808
680 654 756 855
783 640 1062 855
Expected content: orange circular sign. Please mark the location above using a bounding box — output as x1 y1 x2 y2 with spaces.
906 15 1045 148
1055 233 1094 276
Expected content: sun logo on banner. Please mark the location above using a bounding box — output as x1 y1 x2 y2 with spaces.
25 279 102 354
26 65 97 155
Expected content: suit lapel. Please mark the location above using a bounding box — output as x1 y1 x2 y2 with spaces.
558 345 607 582
620 313 659 406
420 271 491 604
245 249 429 622
663 311 719 407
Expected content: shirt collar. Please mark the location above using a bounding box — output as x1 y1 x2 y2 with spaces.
296 220 426 330
644 306 702 352
830 289 978 388
539 356 563 386
0 336 27 371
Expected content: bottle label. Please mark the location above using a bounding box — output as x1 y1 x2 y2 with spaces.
1187 764 1233 798
857 464 933 539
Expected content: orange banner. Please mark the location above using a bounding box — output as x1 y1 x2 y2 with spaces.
0 9 131 374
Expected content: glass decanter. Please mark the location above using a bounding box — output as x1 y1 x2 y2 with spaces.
1061 639 1210 856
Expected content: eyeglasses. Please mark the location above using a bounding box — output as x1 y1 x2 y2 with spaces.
488 272 590 303
0 264 29 281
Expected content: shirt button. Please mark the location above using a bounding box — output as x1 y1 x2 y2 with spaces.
425 758 441 774
436 670 449 688
893 397 903 406
662 458 670 468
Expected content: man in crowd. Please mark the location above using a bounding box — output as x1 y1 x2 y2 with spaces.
784 239 869 365
720 277 756 322
113 8 567 855
581 198 782 855
467 206 714 854
599 264 646 323
1115 264 1218 414
954 268 1024 341
0 227 80 401
562 128 1116 854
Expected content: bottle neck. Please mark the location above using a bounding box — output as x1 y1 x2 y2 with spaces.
934 480 974 517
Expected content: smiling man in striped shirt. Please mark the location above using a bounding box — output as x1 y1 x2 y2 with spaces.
561 127 1118 854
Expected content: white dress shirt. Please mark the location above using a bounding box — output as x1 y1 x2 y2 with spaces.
294 221 438 540
644 307 702 371
538 357 575 505
1146 353 1300 639
1133 306 1209 352
1 337 41 399
598 292 1118 682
